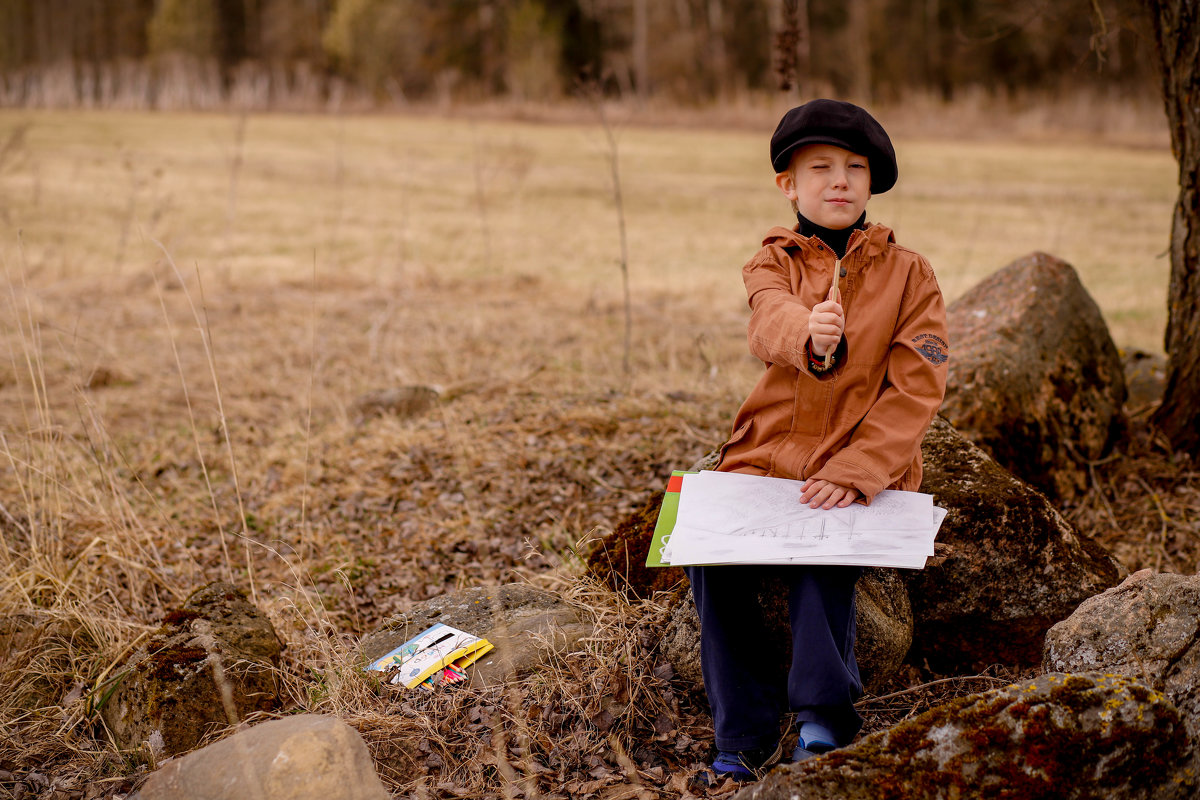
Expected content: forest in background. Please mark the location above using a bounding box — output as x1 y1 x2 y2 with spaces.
0 0 1161 110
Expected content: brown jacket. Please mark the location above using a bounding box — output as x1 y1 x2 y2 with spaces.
717 222 949 502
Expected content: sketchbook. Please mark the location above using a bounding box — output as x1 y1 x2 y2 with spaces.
366 623 494 689
647 470 945 569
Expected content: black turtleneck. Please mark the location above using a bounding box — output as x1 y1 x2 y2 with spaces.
796 210 867 259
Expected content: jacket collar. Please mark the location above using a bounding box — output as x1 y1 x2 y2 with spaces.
762 221 895 260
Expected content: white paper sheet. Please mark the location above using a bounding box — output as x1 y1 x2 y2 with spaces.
661 471 945 569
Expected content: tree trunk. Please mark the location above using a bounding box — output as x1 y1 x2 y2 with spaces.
771 0 809 98
846 0 871 103
794 0 810 95
924 0 941 96
706 0 728 97
1144 0 1200 454
632 0 648 98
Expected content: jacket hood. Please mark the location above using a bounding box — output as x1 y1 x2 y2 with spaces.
762 222 895 259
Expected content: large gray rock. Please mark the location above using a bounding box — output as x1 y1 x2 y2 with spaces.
133 714 389 800
911 416 1122 673
658 568 912 695
101 582 283 757
1045 569 1200 755
360 584 592 687
942 252 1126 499
732 673 1193 800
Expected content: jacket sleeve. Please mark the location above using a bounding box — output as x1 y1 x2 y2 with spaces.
743 248 815 370
814 259 949 499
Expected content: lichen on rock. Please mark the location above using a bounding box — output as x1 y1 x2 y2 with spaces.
733 672 1193 800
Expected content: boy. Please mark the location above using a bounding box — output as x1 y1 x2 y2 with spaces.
687 99 948 781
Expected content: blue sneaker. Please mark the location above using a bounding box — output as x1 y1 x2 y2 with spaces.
707 741 784 783
791 721 837 763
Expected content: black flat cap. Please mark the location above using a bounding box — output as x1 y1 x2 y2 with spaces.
770 99 898 194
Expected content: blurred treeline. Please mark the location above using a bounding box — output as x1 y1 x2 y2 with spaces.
0 0 1158 109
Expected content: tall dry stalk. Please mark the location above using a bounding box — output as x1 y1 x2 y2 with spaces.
594 97 633 376
0 246 191 785
145 244 342 635
300 252 319 550
221 112 248 273
151 267 235 583
327 116 347 271
0 122 30 225
153 241 257 601
472 125 494 272
113 150 139 275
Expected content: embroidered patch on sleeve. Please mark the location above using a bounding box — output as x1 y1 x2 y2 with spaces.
912 333 949 365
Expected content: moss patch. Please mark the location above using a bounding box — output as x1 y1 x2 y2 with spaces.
743 672 1193 800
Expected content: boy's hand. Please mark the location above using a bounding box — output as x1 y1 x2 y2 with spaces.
808 299 845 357
800 478 860 509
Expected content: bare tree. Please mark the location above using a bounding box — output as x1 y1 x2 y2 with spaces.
706 0 728 96
1142 0 1200 454
632 0 648 98
846 0 871 102
773 0 810 96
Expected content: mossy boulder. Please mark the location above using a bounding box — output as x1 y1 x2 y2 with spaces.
733 673 1193 800
910 416 1122 672
851 568 913 691
100 582 283 757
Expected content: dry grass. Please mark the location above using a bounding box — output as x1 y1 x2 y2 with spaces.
0 260 747 796
283 579 714 800
0 106 1176 348
0 104 1189 798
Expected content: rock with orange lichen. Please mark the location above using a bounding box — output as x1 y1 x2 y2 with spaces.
732 672 1194 800
1045 569 1200 780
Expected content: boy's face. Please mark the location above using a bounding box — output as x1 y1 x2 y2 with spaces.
776 143 871 230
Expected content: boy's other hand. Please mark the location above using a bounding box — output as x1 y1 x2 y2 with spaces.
799 478 860 509
808 300 845 356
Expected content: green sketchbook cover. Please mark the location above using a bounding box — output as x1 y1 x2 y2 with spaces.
646 470 695 568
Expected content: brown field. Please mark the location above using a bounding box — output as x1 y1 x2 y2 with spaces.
0 107 1185 797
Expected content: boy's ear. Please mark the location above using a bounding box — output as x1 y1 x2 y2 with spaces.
775 170 798 202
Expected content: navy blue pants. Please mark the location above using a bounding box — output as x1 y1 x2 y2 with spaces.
685 564 863 752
